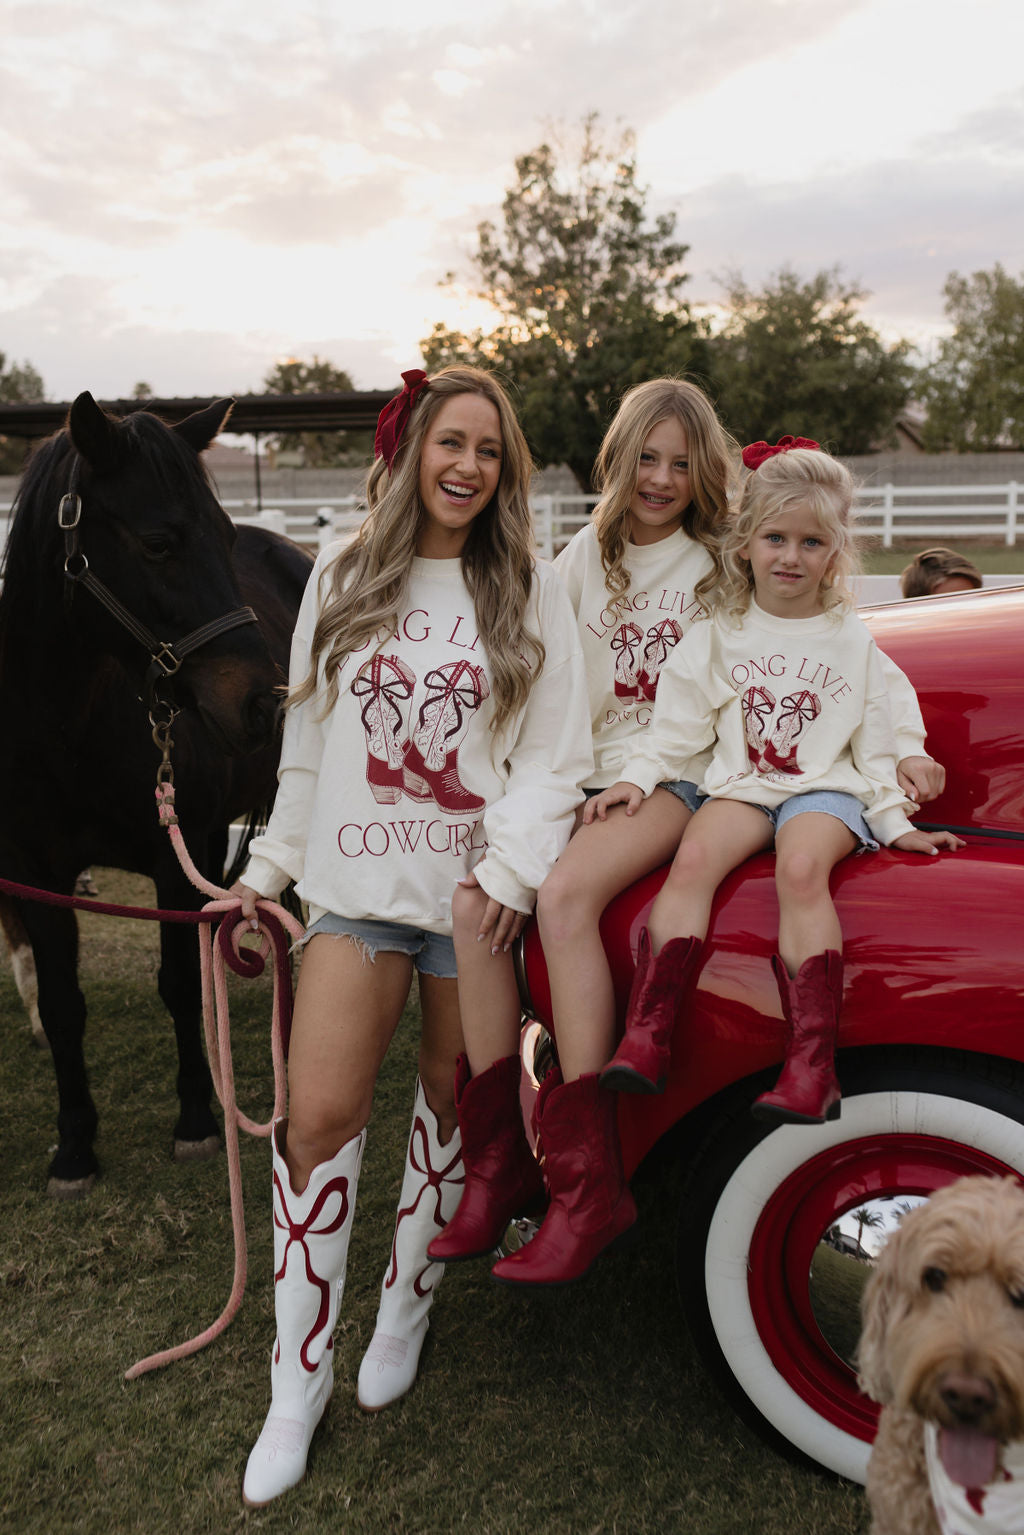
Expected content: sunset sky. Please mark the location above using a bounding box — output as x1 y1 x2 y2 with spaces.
2 0 1022 405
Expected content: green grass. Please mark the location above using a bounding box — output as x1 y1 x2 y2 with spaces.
1 872 869 1535
861 542 1024 575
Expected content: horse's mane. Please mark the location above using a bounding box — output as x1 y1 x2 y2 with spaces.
0 409 218 668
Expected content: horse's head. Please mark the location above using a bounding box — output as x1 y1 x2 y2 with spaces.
5 392 283 755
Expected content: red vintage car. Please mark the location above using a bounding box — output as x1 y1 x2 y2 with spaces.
516 582 1024 1483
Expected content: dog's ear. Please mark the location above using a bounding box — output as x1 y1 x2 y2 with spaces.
857 1227 901 1404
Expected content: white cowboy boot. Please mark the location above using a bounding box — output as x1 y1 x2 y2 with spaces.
357 1079 463 1411
242 1121 365 1506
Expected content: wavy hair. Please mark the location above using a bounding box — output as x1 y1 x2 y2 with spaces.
291 366 543 736
590 377 737 610
720 447 860 620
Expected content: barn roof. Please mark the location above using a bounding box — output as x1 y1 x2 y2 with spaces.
0 391 394 439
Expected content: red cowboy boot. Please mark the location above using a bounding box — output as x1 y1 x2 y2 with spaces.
637 619 682 701
761 689 820 775
243 1122 364 1506
357 1079 463 1411
742 684 776 770
403 660 489 813
490 1070 636 1286
611 622 644 699
351 653 416 805
426 1053 544 1261
600 927 703 1094
752 951 843 1124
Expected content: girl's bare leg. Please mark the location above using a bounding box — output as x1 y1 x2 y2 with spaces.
647 799 775 952
417 971 464 1143
285 934 414 1190
536 788 692 1080
773 813 856 974
451 879 522 1078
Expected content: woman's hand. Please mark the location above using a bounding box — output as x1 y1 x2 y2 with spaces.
582 781 644 824
896 755 946 803
459 867 528 955
229 880 261 925
891 828 965 856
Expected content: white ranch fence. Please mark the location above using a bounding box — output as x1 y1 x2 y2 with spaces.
214 480 1024 558
3 482 1023 584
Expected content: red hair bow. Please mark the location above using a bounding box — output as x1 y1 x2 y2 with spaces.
374 369 429 470
741 435 821 471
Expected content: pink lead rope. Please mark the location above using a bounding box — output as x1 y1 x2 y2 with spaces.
123 783 303 1380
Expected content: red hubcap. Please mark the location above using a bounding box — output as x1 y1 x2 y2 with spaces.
746 1133 1017 1442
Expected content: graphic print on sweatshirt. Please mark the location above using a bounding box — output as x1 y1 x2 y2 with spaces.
352 652 490 814
741 685 821 775
611 617 684 702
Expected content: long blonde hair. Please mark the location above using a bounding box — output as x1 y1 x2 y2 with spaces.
591 377 736 608
291 366 543 736
721 447 860 620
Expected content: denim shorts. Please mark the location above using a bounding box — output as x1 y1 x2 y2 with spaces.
654 778 703 814
756 790 879 852
583 778 702 814
302 912 458 978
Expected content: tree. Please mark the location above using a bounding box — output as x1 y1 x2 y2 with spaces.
0 353 45 475
850 1205 885 1255
421 115 711 489
920 264 1024 450
709 268 914 454
261 355 373 468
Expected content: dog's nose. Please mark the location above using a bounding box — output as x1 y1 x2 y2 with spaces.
939 1372 997 1423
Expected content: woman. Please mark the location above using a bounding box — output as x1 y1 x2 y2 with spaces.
236 366 592 1505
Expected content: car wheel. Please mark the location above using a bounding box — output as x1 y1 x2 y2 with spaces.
676 1050 1024 1483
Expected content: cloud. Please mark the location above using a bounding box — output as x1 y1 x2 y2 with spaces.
682 152 1024 343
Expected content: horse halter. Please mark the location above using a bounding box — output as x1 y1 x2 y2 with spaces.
58 453 259 710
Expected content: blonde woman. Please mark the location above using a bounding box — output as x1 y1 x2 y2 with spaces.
235 366 591 1505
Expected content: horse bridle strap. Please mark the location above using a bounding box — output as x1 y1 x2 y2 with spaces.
58 457 258 697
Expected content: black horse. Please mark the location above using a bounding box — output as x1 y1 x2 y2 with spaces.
0 392 313 1195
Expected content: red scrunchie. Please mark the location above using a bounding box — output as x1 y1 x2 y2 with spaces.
741 435 821 471
374 369 429 470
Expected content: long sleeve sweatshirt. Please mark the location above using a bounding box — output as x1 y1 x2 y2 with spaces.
553 523 928 789
243 543 594 932
553 524 716 788
619 601 920 846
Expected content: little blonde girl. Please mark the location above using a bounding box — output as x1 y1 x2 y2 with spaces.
587 438 963 1125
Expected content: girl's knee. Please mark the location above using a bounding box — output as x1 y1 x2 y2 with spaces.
775 848 828 900
536 863 601 939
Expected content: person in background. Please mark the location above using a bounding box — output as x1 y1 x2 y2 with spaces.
900 546 983 598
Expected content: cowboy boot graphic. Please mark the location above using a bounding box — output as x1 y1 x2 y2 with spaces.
762 690 821 774
351 654 416 804
403 660 490 813
742 685 776 770
638 619 683 700
611 622 644 699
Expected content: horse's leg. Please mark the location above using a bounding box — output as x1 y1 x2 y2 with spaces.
154 856 220 1162
20 900 99 1197
0 894 46 1046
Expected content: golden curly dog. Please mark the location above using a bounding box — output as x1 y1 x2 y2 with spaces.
858 1175 1024 1534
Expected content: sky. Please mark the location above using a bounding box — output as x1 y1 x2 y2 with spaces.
2 0 1023 407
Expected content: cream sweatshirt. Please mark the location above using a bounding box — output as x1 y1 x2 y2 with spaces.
243 543 593 932
619 601 920 845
